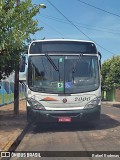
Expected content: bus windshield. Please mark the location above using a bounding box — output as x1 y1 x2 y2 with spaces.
28 55 99 94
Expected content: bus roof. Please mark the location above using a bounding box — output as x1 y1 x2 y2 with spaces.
31 39 95 44
29 39 97 54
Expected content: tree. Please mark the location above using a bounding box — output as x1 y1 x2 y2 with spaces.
101 56 120 91
0 0 43 80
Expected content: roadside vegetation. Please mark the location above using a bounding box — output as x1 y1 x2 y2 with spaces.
101 55 120 91
0 0 43 80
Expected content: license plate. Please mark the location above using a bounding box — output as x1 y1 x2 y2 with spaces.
58 117 72 122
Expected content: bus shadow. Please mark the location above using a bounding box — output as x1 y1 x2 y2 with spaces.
32 114 120 133
0 110 27 131
113 104 120 109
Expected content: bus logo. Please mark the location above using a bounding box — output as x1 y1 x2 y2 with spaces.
63 98 67 103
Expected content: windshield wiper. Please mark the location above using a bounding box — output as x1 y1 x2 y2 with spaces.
45 54 61 81
45 54 59 71
30 86 45 92
35 42 59 71
72 53 83 83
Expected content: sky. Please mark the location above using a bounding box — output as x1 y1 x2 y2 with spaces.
4 0 120 82
31 0 120 63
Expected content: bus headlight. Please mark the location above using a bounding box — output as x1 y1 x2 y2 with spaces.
28 98 45 110
84 97 101 109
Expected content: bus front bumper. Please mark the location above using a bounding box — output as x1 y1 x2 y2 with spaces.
27 105 101 123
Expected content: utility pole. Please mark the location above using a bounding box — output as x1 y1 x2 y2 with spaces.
14 0 20 115
13 1 46 115
16 0 20 6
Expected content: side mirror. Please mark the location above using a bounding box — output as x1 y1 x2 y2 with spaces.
19 56 26 72
98 52 102 69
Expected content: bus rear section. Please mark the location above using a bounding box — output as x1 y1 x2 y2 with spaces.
25 39 101 124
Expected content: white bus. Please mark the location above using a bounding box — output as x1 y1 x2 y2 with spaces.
21 39 101 125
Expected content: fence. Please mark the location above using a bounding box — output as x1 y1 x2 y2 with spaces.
102 88 120 102
0 81 26 107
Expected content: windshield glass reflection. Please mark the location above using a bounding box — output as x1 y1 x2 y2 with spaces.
28 55 99 94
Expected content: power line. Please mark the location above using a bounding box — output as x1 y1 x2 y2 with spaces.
41 14 120 36
46 0 94 40
77 0 120 19
46 0 115 55
41 14 120 33
40 19 65 38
